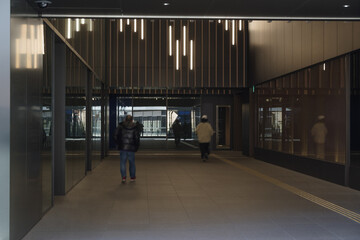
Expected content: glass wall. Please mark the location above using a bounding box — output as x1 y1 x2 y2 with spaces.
116 96 201 139
91 79 102 169
256 57 346 164
41 26 53 212
350 51 360 189
65 49 87 192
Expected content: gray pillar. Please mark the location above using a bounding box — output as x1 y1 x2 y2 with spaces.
53 40 66 195
345 55 351 186
0 0 10 238
86 70 92 171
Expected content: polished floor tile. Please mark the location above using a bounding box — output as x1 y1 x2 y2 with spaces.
24 149 360 240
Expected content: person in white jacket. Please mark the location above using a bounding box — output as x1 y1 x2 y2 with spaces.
196 115 214 161
311 115 328 160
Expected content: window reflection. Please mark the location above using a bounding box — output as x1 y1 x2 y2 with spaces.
256 57 346 164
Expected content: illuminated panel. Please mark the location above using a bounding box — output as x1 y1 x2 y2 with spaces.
183 25 186 56
66 18 72 39
141 19 144 39
176 40 179 70
190 40 194 70
232 20 235 45
75 18 80 32
169 25 172 56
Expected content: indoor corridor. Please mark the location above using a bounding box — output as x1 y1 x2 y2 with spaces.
23 143 360 240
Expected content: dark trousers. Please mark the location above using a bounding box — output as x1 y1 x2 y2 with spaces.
199 142 210 159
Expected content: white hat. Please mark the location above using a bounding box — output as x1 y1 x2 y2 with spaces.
201 115 208 119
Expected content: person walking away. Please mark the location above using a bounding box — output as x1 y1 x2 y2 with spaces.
114 115 140 183
311 115 328 160
196 115 214 161
172 119 183 146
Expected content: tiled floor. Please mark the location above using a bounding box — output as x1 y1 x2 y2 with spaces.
24 147 360 240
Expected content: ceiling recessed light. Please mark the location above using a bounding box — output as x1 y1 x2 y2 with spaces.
343 4 350 8
163 2 170 6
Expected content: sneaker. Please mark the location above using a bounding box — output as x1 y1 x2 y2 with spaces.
130 177 136 182
122 177 126 183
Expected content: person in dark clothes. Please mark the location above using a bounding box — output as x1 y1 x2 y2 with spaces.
171 119 183 146
114 115 140 183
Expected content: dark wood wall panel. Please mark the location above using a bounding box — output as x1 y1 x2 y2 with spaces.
249 20 360 84
107 19 245 92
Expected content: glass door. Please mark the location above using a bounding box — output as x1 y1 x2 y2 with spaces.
216 105 231 149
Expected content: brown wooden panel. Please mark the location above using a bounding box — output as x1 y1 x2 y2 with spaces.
276 21 285 78
301 22 312 68
284 21 293 74
353 21 360 50
311 21 324 65
324 21 337 61
337 21 353 55
263 21 271 81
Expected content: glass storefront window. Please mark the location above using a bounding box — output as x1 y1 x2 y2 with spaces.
256 57 346 164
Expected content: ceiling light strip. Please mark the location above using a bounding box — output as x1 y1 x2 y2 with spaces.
232 20 235 45
176 40 179 70
141 19 144 39
66 18 72 39
190 40 193 70
75 18 80 32
169 25 172 56
183 25 186 56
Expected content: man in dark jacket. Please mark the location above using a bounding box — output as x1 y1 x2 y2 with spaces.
171 119 183 146
114 115 140 183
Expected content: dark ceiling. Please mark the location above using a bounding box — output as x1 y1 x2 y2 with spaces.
32 0 360 20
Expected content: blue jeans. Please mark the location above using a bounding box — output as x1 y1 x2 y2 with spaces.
120 151 136 178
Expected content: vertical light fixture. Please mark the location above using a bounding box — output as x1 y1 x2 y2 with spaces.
88 19 93 32
80 18 85 24
169 25 172 56
134 19 137 32
15 38 20 68
176 40 179 70
75 18 80 32
218 20 221 23
37 24 44 54
225 20 229 31
127 19 130 25
141 19 144 39
183 25 186 56
66 18 72 39
232 20 235 45
28 25 35 69
323 63 326 71
239 20 242 31
120 19 123 32
190 40 194 70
